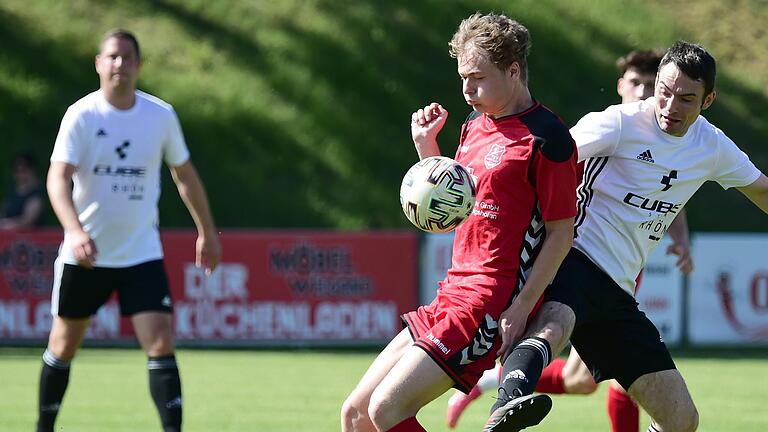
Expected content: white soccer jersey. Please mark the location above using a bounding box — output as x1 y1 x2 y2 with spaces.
51 90 190 267
571 98 761 295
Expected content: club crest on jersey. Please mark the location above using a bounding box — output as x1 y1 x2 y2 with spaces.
484 143 506 169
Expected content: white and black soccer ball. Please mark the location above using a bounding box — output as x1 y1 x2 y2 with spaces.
399 156 477 233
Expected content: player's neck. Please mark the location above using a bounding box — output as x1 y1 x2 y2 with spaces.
490 86 533 119
102 87 137 110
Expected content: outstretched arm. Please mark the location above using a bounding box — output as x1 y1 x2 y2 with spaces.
737 173 768 214
169 160 221 274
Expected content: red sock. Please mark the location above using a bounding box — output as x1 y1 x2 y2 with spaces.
388 417 427 432
607 385 639 432
534 357 566 394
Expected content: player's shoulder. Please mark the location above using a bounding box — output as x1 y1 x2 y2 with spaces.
66 90 102 115
136 90 176 115
462 109 483 125
520 103 575 162
691 114 735 149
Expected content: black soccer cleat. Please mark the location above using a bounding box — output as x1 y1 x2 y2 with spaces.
482 394 553 432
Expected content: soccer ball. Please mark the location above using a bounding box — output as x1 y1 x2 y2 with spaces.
399 156 476 233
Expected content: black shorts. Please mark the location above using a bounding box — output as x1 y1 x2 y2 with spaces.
53 259 173 318
543 248 676 390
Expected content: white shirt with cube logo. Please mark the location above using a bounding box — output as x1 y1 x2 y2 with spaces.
51 90 190 267
570 97 761 295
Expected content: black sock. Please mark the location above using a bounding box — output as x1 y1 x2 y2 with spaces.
492 337 552 411
37 349 71 432
148 355 183 432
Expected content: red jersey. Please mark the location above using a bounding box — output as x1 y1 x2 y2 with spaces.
444 102 578 306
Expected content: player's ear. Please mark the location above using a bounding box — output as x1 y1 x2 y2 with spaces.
701 90 716 110
508 62 520 80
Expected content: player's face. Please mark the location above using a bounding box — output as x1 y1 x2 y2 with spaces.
654 63 715 137
95 37 141 92
13 161 34 184
457 53 516 118
617 68 655 103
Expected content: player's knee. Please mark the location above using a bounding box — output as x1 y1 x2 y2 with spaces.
366 394 388 429
47 344 78 361
341 392 374 431
368 390 406 431
658 404 698 432
47 336 79 360
532 302 575 347
142 332 175 357
145 340 174 357
677 405 699 432
340 397 364 429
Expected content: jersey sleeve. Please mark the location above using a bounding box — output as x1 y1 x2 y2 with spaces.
163 108 191 167
570 108 621 162
533 131 579 221
711 132 761 189
50 106 87 166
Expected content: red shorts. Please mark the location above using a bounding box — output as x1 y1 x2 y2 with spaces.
401 282 543 392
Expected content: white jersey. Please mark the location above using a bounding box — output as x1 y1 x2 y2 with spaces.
571 98 761 295
51 90 190 267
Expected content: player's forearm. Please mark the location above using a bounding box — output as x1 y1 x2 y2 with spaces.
47 165 84 234
414 139 441 160
515 224 573 309
666 208 690 247
172 163 217 237
739 173 768 214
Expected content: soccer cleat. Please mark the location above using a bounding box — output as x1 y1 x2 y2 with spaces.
446 386 483 428
482 394 552 432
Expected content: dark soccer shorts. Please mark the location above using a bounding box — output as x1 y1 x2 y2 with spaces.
543 248 676 390
402 283 543 393
52 259 173 318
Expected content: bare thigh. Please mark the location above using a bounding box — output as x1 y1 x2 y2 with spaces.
342 329 414 432
368 344 454 429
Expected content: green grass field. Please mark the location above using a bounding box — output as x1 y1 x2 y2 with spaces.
1 347 766 431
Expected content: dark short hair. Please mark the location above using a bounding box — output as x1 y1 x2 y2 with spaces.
13 152 36 170
449 12 531 82
659 41 716 97
616 49 664 76
100 29 140 58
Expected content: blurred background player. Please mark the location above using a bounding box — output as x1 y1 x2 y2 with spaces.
446 49 694 432
37 29 221 432
341 12 578 432
0 152 45 230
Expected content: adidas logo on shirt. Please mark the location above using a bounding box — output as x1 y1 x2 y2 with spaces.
636 149 655 163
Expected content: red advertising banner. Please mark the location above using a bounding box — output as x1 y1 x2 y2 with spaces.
0 230 419 346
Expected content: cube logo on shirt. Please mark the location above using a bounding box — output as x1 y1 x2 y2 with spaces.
660 170 678 191
115 141 130 159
